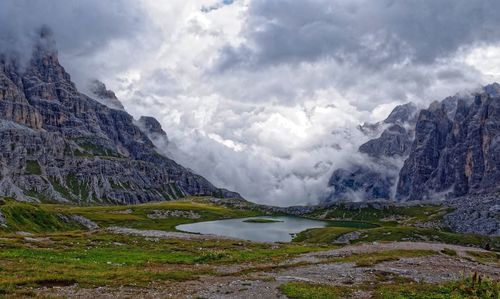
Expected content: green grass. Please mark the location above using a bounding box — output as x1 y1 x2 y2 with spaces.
0 230 328 294
373 273 500 299
325 220 379 229
279 282 352 299
43 198 262 231
466 251 500 264
308 204 448 226
329 249 437 267
293 227 358 243
78 142 121 158
355 227 500 251
0 200 82 232
279 274 500 299
0 197 263 233
25 160 42 175
243 218 284 223
295 225 500 251
441 248 457 256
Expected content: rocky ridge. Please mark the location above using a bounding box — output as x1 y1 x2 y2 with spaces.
325 103 418 202
326 84 500 202
0 28 240 204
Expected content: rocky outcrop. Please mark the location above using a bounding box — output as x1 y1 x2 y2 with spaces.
444 195 500 236
137 116 168 140
87 79 125 110
327 166 395 201
359 124 412 158
397 84 500 200
325 103 417 202
0 210 6 227
0 28 240 204
326 85 500 203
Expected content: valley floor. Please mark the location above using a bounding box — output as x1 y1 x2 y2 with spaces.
0 197 499 298
35 240 500 299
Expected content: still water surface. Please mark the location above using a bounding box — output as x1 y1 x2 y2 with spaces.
176 216 328 242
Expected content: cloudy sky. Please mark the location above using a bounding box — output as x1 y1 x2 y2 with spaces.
2 0 500 206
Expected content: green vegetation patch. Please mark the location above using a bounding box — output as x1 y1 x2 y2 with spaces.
279 282 353 299
466 251 500 264
329 249 437 267
43 199 263 231
296 225 500 251
243 218 284 223
373 274 500 299
280 274 500 299
75 141 121 158
0 230 329 294
354 227 500 251
0 200 82 232
293 227 358 243
308 204 448 226
441 248 458 256
325 220 379 229
24 160 42 175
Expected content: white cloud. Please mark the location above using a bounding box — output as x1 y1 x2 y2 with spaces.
2 0 499 205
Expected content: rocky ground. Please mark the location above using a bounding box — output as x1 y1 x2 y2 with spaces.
36 240 499 299
445 194 500 236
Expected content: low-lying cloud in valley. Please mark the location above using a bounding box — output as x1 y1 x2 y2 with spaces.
2 0 500 206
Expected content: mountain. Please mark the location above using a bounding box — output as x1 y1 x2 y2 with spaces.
397 83 500 200
325 103 418 202
326 85 500 202
0 27 240 204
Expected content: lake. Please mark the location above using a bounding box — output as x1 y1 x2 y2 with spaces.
176 216 328 242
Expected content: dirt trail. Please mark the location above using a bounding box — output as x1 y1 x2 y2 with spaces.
36 240 500 299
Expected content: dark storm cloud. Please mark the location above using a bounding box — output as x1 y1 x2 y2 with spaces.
217 0 500 70
0 0 147 62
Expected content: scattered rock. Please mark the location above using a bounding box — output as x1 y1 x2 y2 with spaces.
70 215 99 230
0 211 6 228
16 231 33 236
444 195 500 236
59 215 99 230
333 231 362 245
147 210 201 220
24 237 51 242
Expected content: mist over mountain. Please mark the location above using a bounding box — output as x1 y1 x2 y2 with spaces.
0 28 239 203
1 1 500 206
325 85 500 202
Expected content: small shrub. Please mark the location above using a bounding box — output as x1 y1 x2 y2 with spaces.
194 250 229 263
25 160 42 175
441 248 457 256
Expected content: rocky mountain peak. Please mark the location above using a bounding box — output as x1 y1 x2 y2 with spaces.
384 102 418 125
484 82 500 97
0 27 241 203
138 116 167 138
326 84 500 203
87 79 125 110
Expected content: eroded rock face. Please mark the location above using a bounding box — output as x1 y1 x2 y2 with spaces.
327 85 500 203
87 80 125 110
397 84 500 200
327 166 395 201
325 103 417 202
444 195 500 236
0 29 240 204
359 124 412 158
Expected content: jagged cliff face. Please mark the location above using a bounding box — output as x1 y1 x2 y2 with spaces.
397 84 500 200
0 30 240 204
325 103 417 202
326 85 500 202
